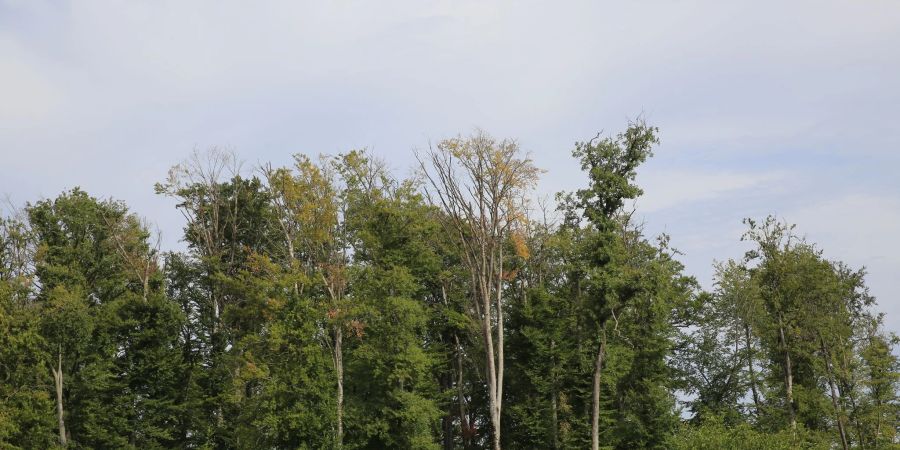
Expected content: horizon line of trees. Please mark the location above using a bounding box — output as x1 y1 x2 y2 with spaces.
1 121 897 449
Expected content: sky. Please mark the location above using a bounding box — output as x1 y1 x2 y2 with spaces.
2 1 899 332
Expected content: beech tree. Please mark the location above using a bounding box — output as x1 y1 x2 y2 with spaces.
681 215 900 448
0 128 896 450
569 121 663 450
418 131 540 450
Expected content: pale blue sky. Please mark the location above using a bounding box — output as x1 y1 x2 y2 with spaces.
2 1 899 332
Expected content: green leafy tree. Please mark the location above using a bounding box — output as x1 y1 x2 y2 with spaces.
24 189 185 448
0 214 59 449
569 120 689 450
1 131 897 450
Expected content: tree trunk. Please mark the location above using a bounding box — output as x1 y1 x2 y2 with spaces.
482 292 501 450
591 331 607 450
820 335 849 450
334 326 344 448
744 324 761 414
835 343 864 447
287 239 300 296
844 384 864 449
827 377 850 450
551 389 559 450
141 270 150 302
51 348 67 447
778 318 796 429
442 377 454 450
550 339 559 450
455 333 472 450
494 254 505 450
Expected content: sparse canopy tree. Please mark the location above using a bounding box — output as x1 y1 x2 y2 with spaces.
418 131 540 450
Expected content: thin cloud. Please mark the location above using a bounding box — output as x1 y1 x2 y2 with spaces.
0 38 59 122
786 194 900 333
635 169 785 213
0 0 898 336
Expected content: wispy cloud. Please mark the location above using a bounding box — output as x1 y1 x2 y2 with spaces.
0 0 898 332
635 169 785 213
786 194 900 332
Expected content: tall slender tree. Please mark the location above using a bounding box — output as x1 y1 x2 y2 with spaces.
569 121 660 450
418 131 540 449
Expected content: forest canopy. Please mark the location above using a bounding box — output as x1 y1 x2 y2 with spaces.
1 122 897 449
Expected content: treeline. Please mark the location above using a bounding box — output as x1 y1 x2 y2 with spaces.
0 122 897 449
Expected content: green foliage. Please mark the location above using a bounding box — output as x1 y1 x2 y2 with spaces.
0 133 897 449
0 282 57 449
669 416 831 450
573 119 658 226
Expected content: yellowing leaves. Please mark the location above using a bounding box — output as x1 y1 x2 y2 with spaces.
511 230 530 260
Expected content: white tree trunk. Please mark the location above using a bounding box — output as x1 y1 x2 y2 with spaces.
52 349 67 447
335 326 344 448
778 319 796 430
591 334 606 450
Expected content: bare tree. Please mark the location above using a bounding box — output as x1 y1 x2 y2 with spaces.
155 147 242 328
418 131 540 450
